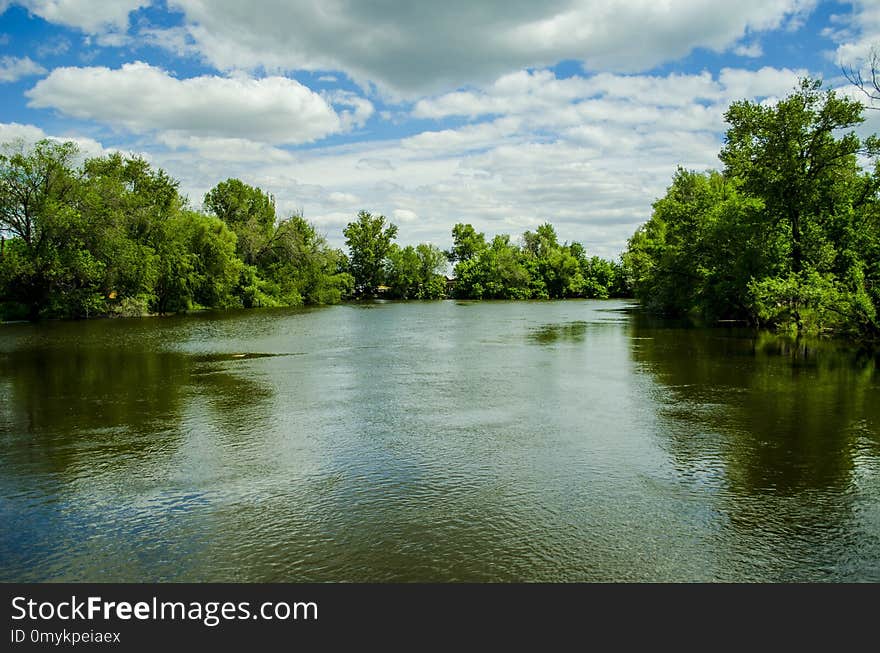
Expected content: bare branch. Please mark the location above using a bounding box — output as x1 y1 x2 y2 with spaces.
843 45 880 110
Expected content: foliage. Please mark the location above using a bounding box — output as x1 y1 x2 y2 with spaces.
386 242 448 299
342 210 398 296
0 139 88 318
258 214 353 305
0 143 631 321
446 223 487 263
0 142 351 319
449 223 625 300
625 78 880 339
203 178 276 266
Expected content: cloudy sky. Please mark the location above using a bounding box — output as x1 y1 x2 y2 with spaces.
1 1 879 257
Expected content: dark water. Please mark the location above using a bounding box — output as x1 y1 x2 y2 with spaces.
1 300 879 582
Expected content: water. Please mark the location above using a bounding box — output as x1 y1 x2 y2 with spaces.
1 300 878 582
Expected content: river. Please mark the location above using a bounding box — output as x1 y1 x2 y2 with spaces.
1 300 878 581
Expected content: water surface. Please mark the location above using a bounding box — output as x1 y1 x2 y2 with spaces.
1 300 878 581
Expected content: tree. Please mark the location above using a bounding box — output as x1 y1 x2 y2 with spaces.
446 223 486 263
415 243 448 291
625 169 768 317
721 78 880 332
0 139 80 248
0 139 93 318
80 152 184 310
453 234 532 299
204 179 276 266
181 211 241 309
204 180 353 308
0 142 355 320
259 214 352 305
343 210 398 296
843 45 880 110
625 77 880 337
522 223 605 298
720 78 875 275
522 223 558 259
386 242 447 299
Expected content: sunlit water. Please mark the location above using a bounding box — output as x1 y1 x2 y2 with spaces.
1 300 879 581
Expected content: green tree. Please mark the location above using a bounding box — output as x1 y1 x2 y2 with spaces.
343 210 398 296
721 78 880 332
259 214 353 305
79 152 184 311
415 242 448 297
386 242 447 299
522 223 558 259
204 178 276 266
152 211 240 314
721 77 876 276
625 77 880 337
454 234 532 299
0 139 96 319
624 168 770 317
204 180 353 308
446 223 487 263
0 142 436 320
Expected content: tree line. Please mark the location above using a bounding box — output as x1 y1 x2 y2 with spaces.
6 75 876 338
0 141 625 320
623 78 880 340
0 145 352 320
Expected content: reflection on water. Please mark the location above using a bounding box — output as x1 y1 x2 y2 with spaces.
629 320 880 580
528 321 588 344
630 324 880 492
1 301 879 581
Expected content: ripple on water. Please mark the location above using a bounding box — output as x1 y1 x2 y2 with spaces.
2 300 879 581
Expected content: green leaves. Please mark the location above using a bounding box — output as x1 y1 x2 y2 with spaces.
721 77 867 275
450 222 624 300
204 178 276 267
447 223 486 263
0 145 352 319
627 77 880 338
343 210 398 296
386 243 447 299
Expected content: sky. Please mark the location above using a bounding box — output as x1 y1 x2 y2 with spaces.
1 1 879 258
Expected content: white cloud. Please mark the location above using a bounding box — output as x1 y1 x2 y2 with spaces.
35 36 70 57
413 70 595 119
26 62 367 145
717 66 807 100
88 31 131 48
326 191 360 205
392 208 419 223
138 26 198 57
413 67 806 123
152 0 816 96
0 121 47 143
0 55 46 82
0 121 110 158
828 1 880 68
156 133 295 163
114 66 811 259
401 118 523 154
734 41 764 58
12 0 147 33
323 90 375 130
356 158 395 171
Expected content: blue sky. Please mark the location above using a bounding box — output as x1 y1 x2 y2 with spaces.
1 1 879 256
